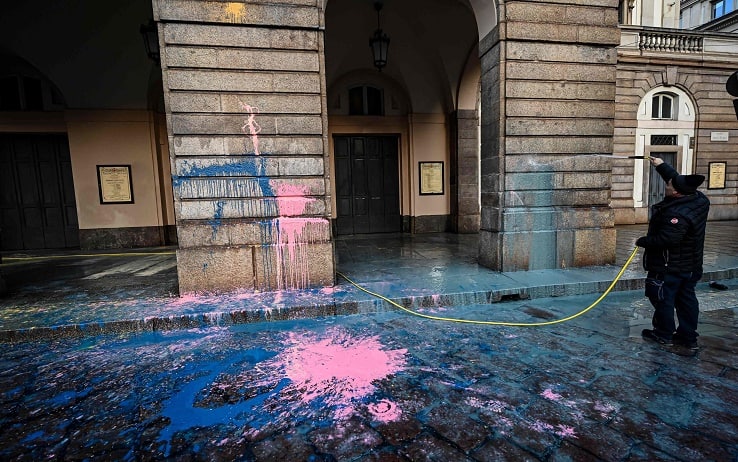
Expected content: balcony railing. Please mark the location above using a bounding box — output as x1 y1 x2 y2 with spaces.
619 25 738 61
637 31 703 52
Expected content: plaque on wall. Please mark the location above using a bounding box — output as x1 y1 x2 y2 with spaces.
419 161 444 195
97 165 134 204
708 162 726 190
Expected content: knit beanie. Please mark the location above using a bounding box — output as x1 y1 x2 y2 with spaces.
671 174 705 195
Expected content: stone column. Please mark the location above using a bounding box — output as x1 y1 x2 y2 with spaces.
479 0 621 271
154 0 334 293
456 109 481 233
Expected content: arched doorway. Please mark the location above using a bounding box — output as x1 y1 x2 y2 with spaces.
323 0 482 236
633 86 697 208
0 54 79 250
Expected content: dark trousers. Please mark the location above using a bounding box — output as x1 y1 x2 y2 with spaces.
645 271 701 341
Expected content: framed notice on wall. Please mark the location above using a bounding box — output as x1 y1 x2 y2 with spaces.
419 161 444 195
97 165 134 204
708 162 726 190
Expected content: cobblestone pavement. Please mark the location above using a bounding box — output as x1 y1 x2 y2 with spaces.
1 285 737 461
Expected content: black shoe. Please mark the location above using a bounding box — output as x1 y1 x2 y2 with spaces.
642 329 672 345
672 334 699 351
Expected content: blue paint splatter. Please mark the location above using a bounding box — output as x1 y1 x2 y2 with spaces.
21 430 45 443
156 348 279 456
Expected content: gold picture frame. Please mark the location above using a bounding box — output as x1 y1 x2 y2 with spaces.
708 162 726 190
419 161 444 195
97 165 134 204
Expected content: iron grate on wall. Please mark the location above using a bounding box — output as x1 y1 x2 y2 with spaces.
650 134 677 145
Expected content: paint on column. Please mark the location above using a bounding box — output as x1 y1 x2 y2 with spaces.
240 102 261 156
172 101 326 291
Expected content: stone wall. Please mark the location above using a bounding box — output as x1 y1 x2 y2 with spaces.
154 0 334 293
479 0 621 271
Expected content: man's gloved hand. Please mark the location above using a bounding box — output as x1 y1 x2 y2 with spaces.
649 157 664 167
636 236 648 247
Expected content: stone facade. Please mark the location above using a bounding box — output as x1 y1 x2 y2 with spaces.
154 0 334 293
478 0 621 272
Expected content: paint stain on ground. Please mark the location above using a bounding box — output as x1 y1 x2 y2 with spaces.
278 328 407 421
157 327 407 454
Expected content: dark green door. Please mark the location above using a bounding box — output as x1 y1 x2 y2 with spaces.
334 135 401 235
0 134 79 250
648 151 676 207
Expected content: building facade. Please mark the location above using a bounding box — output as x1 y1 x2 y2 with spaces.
614 0 738 223
1 0 735 294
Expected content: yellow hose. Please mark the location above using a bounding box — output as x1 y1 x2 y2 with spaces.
337 246 640 327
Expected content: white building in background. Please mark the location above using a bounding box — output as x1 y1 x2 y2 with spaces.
681 0 738 31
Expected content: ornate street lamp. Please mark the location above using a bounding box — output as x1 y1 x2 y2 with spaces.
369 2 390 72
139 20 160 63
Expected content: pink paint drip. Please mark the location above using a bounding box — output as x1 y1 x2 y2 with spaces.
234 103 325 291
269 182 323 290
239 102 261 155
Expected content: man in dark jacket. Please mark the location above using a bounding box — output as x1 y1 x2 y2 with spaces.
635 157 709 350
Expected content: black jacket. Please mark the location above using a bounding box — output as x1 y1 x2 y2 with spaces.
636 164 710 273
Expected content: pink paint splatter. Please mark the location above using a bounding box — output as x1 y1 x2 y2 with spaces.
274 183 313 217
279 329 406 410
530 420 578 439
541 388 563 401
594 400 618 418
465 397 507 413
368 399 402 423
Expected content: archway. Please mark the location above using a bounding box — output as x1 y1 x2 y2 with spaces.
633 86 697 208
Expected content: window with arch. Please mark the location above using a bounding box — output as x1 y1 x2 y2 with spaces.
651 93 676 120
348 85 384 116
0 73 64 111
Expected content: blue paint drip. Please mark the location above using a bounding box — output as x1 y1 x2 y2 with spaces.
208 200 226 239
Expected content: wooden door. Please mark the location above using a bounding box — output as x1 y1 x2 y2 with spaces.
648 152 676 207
334 135 401 235
0 134 79 250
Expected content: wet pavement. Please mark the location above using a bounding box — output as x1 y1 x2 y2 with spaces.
0 222 737 460
0 288 737 460
1 221 738 340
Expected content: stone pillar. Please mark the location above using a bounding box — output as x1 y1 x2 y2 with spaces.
456 109 481 233
154 0 334 293
479 0 620 271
